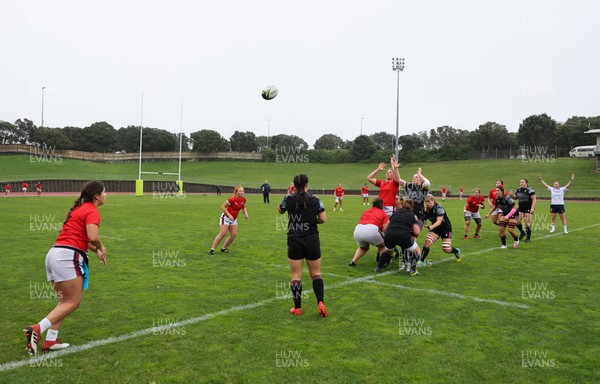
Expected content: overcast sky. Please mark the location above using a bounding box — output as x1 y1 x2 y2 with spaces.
1 1 599 148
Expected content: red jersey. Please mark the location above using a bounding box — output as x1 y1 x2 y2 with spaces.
22 183 28 188
226 195 246 219
334 187 344 197
36 183 42 190
460 187 464 193
488 185 503 202
441 187 447 193
375 179 399 206
361 186 369 194
5 184 10 191
358 207 389 231
465 195 485 212
287 186 296 195
55 202 101 251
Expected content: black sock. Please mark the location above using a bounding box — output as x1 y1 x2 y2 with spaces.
501 235 506 246
526 226 531 238
378 252 393 268
452 247 458 255
312 275 324 303
421 246 430 261
512 235 519 241
516 223 524 234
290 280 302 309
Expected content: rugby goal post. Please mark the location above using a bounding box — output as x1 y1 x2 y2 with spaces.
135 95 184 197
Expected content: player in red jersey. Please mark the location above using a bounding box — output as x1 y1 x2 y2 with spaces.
361 183 370 205
4 183 10 197
459 186 464 200
209 185 249 254
487 180 504 226
366 155 401 217
463 188 485 240
21 181 28 196
333 183 344 212
441 186 447 202
349 198 389 266
36 181 42 196
23 181 107 355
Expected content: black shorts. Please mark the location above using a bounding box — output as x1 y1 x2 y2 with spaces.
287 233 321 261
518 204 533 214
384 230 415 251
432 227 452 239
550 204 565 214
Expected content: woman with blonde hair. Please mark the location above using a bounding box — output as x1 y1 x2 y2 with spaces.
208 185 248 254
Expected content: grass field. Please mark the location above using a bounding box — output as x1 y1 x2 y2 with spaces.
1 155 599 197
1 190 599 383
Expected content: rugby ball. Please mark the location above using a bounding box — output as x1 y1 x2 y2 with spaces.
262 85 278 100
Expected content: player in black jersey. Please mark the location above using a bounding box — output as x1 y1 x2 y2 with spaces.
484 186 520 249
514 179 537 243
418 194 461 266
376 198 422 275
278 174 328 317
398 167 430 225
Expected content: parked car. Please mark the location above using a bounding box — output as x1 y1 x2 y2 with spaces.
569 145 596 158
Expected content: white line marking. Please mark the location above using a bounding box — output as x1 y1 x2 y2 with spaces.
366 279 529 309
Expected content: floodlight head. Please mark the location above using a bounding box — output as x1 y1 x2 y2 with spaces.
392 58 405 71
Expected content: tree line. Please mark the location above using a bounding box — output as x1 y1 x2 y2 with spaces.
0 114 597 162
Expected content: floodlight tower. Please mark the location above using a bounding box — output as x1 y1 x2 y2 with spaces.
392 58 405 160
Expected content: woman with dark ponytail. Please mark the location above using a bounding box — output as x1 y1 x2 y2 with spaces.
24 181 108 356
278 174 328 317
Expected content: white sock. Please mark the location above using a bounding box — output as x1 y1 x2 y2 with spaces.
46 329 59 342
39 318 52 333
563 225 568 231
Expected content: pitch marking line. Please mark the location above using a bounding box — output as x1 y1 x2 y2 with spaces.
366 279 528 309
3 224 597 372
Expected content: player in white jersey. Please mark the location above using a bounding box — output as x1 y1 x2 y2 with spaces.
538 174 574 233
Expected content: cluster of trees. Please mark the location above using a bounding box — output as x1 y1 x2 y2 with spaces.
0 120 189 152
1 114 597 162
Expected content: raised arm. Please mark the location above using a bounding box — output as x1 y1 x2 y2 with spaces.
367 163 386 186
538 174 549 189
390 155 402 185
564 173 575 189
417 167 430 189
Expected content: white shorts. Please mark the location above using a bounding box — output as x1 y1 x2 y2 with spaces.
383 206 395 218
22 188 27 192
464 210 481 220
492 208 502 215
45 246 86 283
354 224 384 248
362 194 369 198
220 214 238 226
335 196 343 202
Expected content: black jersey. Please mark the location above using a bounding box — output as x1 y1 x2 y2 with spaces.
387 208 419 234
494 195 515 216
424 203 452 232
515 187 535 206
279 192 325 237
405 183 428 220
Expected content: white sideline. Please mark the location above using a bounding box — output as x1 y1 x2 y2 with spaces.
2 223 597 372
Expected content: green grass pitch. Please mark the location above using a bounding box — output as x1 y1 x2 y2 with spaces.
1 190 599 383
